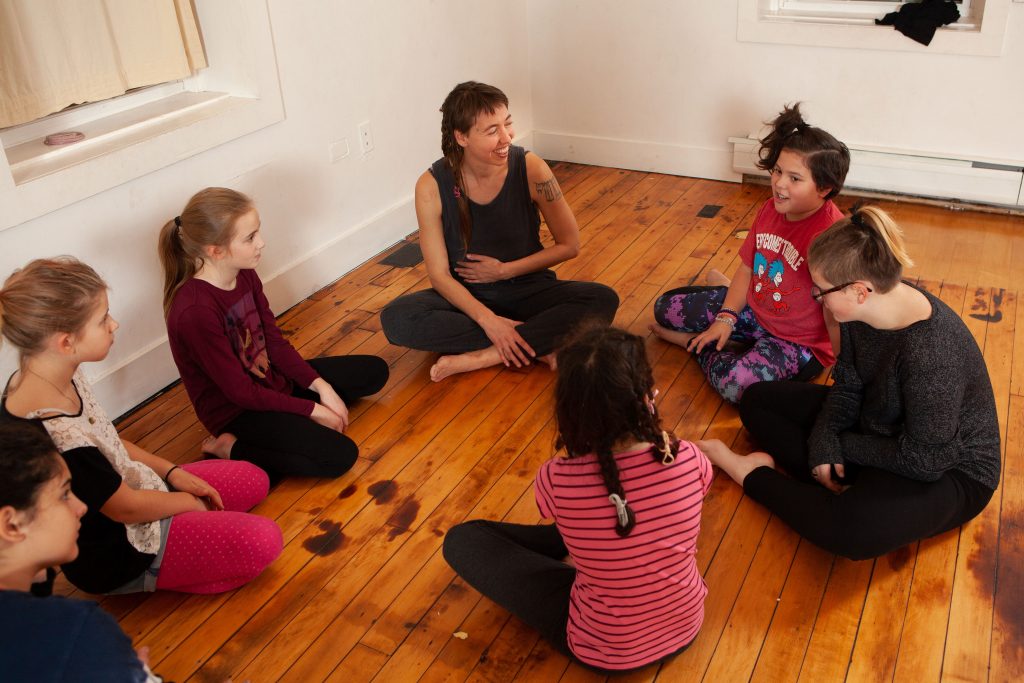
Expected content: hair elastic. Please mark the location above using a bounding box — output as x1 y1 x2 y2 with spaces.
173 216 182 227
848 201 868 228
608 493 631 528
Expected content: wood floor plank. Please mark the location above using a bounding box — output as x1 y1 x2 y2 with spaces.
702 515 801 682
797 558 874 682
323 644 389 683
846 544 919 682
990 394 1024 683
750 541 834 683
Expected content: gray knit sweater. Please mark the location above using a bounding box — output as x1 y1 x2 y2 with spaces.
808 286 1001 489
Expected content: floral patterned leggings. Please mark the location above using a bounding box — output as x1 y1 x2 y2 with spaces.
653 285 821 404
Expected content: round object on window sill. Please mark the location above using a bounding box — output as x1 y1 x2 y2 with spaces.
44 131 86 146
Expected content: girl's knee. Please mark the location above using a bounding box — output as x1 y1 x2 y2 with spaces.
442 520 486 570
365 355 391 393
227 460 271 496
240 515 284 568
257 518 284 565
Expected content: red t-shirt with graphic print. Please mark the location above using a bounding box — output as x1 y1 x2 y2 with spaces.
739 198 842 367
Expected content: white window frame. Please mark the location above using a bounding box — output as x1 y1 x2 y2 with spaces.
0 0 285 233
766 0 976 27
738 0 1011 55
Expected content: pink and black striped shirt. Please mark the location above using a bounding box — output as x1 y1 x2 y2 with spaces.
535 442 713 670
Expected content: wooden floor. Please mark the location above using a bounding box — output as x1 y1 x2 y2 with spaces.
58 164 1024 682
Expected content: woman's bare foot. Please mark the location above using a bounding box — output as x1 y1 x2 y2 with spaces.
430 347 505 382
538 353 557 370
697 438 774 486
706 269 731 287
202 433 237 459
648 323 697 348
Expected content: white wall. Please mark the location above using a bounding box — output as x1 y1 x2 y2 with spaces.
527 1 1024 181
0 0 533 417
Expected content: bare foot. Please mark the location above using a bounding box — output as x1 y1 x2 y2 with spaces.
706 269 731 287
648 323 697 349
202 433 237 459
697 438 774 486
538 353 557 371
430 347 504 382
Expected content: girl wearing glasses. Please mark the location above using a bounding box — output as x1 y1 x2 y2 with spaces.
699 205 1000 559
651 104 850 403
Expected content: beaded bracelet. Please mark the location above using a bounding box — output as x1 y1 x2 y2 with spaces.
714 313 736 328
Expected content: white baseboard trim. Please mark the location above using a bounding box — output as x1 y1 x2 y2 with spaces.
92 196 416 419
731 136 1024 208
532 130 741 183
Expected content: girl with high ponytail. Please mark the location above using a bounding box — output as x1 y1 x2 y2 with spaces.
652 103 851 404
702 205 1001 560
159 188 389 480
444 326 712 673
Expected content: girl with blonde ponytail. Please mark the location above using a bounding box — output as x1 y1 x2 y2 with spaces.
380 81 619 382
701 204 1001 560
159 188 389 479
444 326 711 673
0 257 282 595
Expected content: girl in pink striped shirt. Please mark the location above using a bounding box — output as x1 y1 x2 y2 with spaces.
444 326 712 672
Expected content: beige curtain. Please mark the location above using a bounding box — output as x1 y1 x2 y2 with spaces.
0 0 207 129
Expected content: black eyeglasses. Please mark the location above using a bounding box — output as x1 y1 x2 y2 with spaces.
810 282 872 301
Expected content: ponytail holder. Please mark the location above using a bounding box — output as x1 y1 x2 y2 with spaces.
659 430 675 465
174 216 182 227
608 493 630 528
848 200 867 228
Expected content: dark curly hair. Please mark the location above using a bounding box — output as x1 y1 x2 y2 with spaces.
555 325 680 537
757 102 850 200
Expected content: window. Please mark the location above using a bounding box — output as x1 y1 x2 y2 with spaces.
763 0 977 27
738 0 1011 55
0 0 285 232
0 1 206 130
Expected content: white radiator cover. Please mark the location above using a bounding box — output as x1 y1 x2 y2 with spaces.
729 137 1024 207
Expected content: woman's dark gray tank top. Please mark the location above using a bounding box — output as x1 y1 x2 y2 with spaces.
430 145 550 286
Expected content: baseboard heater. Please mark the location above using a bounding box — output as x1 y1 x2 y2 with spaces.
729 136 1024 208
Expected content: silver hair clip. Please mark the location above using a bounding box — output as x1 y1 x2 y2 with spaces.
608 493 630 528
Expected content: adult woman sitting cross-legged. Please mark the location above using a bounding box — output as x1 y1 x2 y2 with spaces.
381 81 619 381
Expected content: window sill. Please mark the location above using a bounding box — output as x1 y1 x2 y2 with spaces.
6 92 247 185
738 0 1010 55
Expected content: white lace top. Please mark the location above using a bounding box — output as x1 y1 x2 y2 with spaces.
28 369 167 554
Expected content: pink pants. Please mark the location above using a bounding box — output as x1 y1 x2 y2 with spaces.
154 460 282 594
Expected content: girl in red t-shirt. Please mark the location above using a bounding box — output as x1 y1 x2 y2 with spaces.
651 103 850 403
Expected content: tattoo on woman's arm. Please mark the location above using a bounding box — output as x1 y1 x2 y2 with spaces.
535 177 563 202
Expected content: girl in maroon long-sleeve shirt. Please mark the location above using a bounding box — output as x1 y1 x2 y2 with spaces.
159 188 389 479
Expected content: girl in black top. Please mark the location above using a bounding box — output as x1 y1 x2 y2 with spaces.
698 205 1000 559
381 81 618 381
